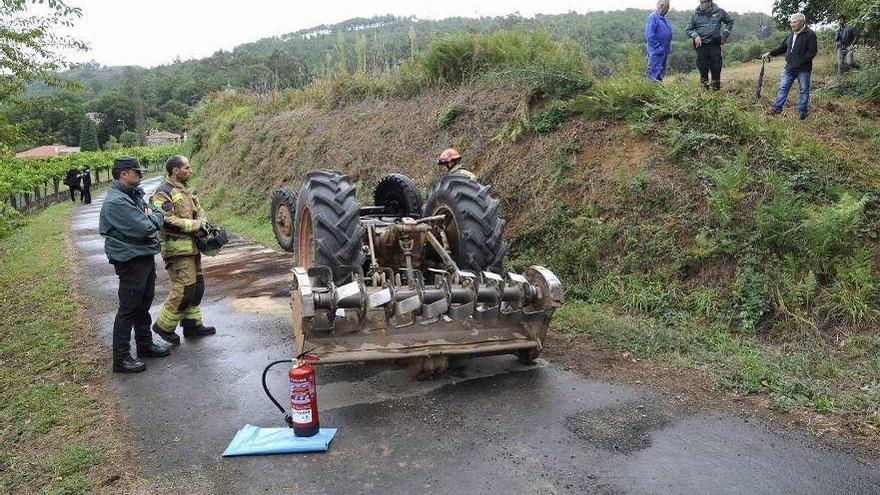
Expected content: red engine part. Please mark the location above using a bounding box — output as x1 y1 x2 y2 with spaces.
288 356 320 437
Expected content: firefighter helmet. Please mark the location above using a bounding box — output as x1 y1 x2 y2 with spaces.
437 148 462 166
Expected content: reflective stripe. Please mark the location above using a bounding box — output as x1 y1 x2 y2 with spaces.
183 306 202 322
162 237 194 255
182 219 194 232
156 306 180 331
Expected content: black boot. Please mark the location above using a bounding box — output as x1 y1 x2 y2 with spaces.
113 354 146 373
152 322 180 345
182 320 216 338
137 342 170 358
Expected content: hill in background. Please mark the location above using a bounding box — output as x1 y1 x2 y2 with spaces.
1 10 780 151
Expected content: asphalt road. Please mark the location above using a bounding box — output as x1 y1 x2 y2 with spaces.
71 176 880 495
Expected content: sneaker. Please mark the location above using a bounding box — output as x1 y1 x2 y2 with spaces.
799 112 808 120
152 323 180 345
766 108 781 116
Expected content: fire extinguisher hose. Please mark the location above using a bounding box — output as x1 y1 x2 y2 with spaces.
262 359 294 427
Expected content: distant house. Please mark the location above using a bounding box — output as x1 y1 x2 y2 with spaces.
146 129 182 146
15 144 81 158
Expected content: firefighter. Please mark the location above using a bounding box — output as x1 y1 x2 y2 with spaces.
150 155 216 344
436 148 476 180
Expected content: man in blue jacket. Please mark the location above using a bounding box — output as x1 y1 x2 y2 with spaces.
646 0 673 81
685 0 734 90
763 13 818 120
99 157 170 373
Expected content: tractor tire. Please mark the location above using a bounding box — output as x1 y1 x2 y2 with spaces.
270 187 298 252
373 173 422 216
295 170 365 284
422 174 507 272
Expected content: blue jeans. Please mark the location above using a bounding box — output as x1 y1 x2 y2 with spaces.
772 68 811 115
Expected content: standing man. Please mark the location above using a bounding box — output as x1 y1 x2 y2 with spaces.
150 155 216 344
99 157 170 373
763 13 818 120
81 165 92 204
835 16 858 74
646 0 673 81
686 0 734 90
65 166 82 202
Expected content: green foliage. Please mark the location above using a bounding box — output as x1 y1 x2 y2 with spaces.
77 116 98 151
0 0 86 102
819 248 880 325
119 130 138 147
531 100 572 134
0 144 177 205
436 103 462 128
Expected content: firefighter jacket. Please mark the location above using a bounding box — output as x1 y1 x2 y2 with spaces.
150 178 206 258
99 180 163 263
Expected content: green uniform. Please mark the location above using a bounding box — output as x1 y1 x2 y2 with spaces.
150 178 207 332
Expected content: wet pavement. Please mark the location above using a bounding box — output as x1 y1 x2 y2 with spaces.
71 176 880 495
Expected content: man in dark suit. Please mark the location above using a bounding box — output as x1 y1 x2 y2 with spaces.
81 165 92 204
763 12 818 120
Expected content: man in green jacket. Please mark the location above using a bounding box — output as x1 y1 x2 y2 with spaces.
686 0 734 90
99 157 170 373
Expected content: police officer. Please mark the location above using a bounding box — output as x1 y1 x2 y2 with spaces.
99 157 170 373
150 155 216 344
81 165 92 204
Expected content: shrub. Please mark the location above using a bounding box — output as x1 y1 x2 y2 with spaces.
436 103 463 128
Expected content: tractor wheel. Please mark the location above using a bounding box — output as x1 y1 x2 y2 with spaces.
423 174 507 272
270 187 298 252
373 173 422 216
295 170 365 284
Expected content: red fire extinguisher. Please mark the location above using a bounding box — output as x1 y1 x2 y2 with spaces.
261 350 321 436
288 355 320 437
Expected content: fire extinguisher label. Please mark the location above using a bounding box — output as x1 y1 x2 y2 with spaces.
290 407 313 424
290 377 315 426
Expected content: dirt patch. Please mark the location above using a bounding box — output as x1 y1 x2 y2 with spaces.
566 403 672 454
544 331 880 462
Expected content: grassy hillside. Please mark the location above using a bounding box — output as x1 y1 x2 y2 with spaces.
187 31 880 432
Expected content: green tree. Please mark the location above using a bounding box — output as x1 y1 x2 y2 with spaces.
104 134 120 150
119 130 137 147
78 115 98 151
0 0 87 101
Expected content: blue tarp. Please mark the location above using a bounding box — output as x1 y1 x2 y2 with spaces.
222 424 337 457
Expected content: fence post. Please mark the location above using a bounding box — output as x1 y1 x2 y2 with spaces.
53 178 60 194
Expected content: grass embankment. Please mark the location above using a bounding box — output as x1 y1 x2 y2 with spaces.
188 30 880 434
0 203 127 494
518 67 880 432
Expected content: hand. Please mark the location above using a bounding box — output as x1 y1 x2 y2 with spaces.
693 35 702 48
144 207 151 215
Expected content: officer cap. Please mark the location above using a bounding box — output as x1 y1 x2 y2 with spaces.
113 156 147 172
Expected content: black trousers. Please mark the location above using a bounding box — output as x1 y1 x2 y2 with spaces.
112 255 156 359
695 43 723 89
81 185 91 204
68 185 82 202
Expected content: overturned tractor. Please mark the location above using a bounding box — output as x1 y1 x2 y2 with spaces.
270 170 562 374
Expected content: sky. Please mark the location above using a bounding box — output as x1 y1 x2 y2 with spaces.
65 0 774 68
